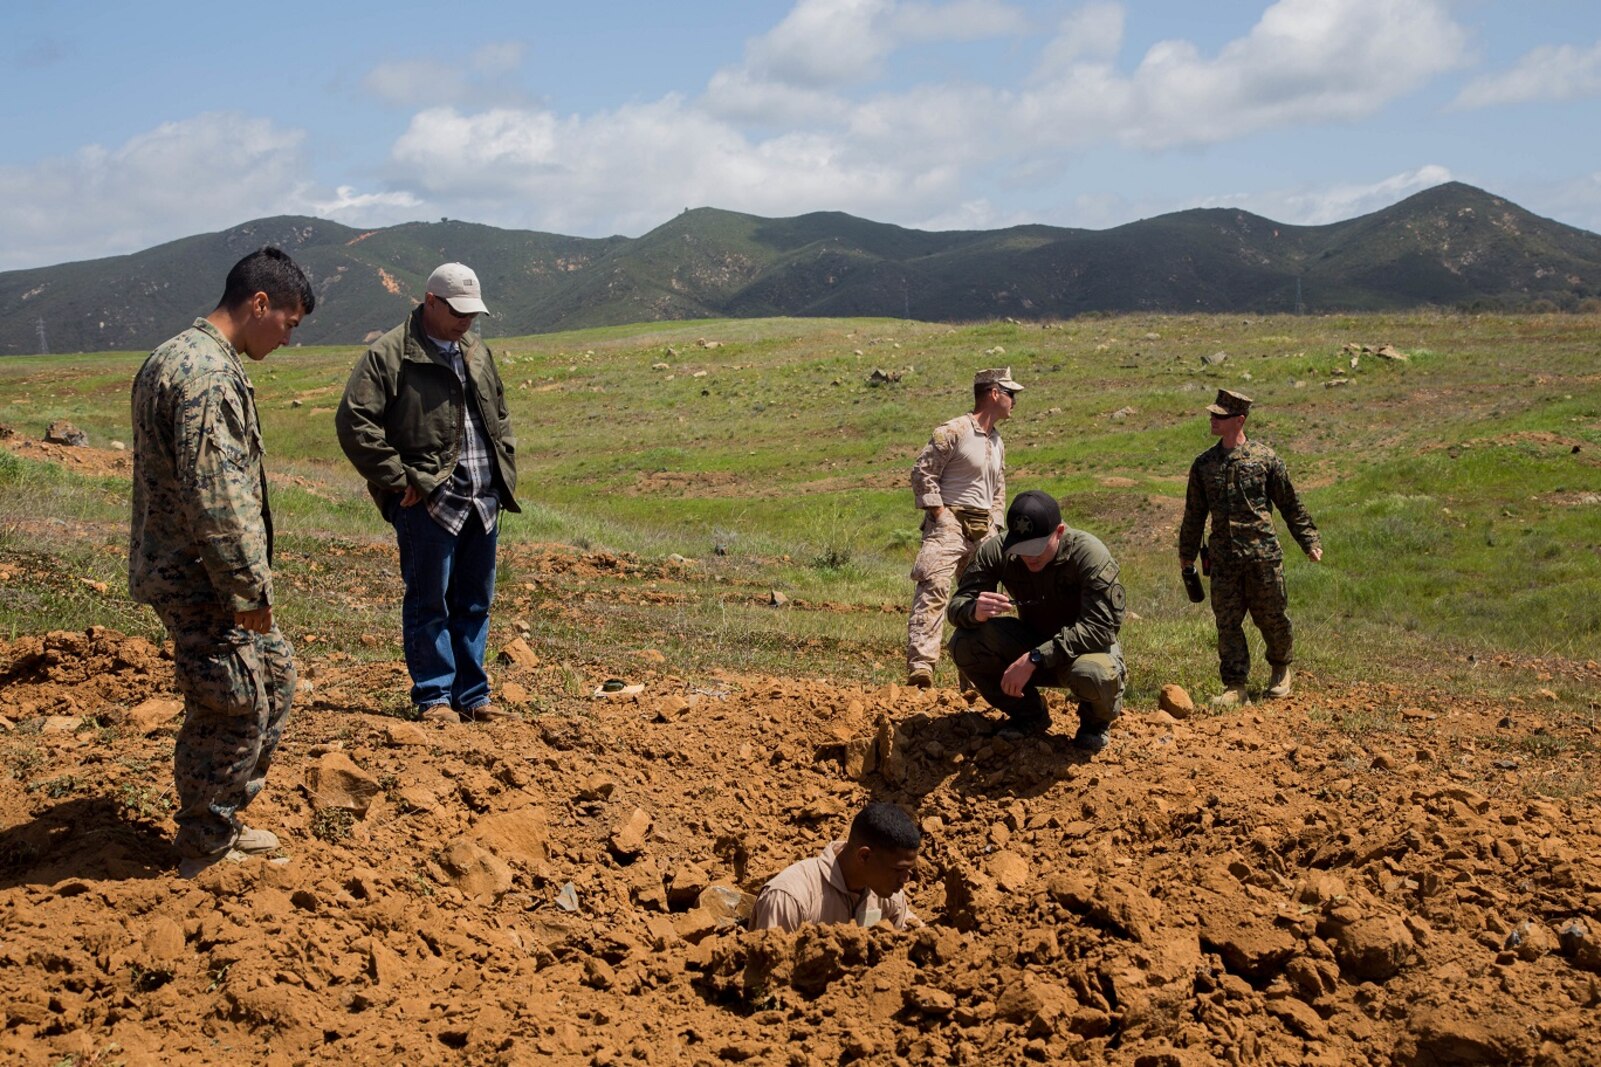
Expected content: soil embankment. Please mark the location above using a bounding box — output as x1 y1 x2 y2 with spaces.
2 623 1599 1065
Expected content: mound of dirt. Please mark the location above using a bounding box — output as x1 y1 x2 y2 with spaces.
2 629 1599 1065
5 434 132 477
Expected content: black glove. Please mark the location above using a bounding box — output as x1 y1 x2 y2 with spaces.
1182 565 1204 603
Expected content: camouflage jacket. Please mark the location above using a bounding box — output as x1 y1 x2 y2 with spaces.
910 413 1005 521
947 528 1125 668
129 319 274 612
1178 439 1320 564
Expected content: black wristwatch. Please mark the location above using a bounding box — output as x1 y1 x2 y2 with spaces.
1027 649 1045 667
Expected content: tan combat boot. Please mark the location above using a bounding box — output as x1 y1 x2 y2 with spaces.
1266 664 1293 699
906 668 934 690
1210 685 1247 708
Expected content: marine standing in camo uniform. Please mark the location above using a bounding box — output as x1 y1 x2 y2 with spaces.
1178 389 1322 707
905 368 1020 689
129 247 314 876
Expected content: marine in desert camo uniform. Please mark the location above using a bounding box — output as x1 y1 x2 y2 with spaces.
905 367 1019 688
1178 389 1322 706
129 247 313 869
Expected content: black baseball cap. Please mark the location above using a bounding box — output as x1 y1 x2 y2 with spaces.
1001 490 1062 557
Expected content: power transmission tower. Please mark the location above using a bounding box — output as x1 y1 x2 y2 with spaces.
1294 277 1305 315
35 318 49 355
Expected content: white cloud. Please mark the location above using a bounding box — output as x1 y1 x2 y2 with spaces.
1034 2 1124 79
472 42 526 75
1110 0 1469 148
360 41 530 108
702 67 851 126
913 197 1033 232
732 0 1029 93
0 113 313 270
0 113 442 270
309 185 423 222
362 60 466 108
715 0 1473 182
893 1 1031 42
745 0 898 88
376 1 1477 240
386 100 963 237
1194 165 1456 225
1452 40 1601 109
1039 166 1457 232
4 2 1559 272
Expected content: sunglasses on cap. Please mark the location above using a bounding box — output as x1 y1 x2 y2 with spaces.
431 294 476 320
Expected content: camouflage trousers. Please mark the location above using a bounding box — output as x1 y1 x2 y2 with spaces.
155 602 295 858
906 511 985 674
1210 557 1292 686
949 617 1125 727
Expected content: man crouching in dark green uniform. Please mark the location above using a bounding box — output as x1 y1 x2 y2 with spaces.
947 490 1127 752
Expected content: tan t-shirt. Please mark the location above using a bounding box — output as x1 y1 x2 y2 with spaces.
910 413 1005 519
750 841 917 932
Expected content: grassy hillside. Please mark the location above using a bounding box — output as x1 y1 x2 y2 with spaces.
1 311 1597 714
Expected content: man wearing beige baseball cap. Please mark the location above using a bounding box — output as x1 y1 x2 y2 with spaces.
905 367 1020 690
336 263 519 724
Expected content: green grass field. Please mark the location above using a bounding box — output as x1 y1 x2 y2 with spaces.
2 311 1598 710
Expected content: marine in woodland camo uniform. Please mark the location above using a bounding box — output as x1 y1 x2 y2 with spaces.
129 249 313 863
1178 389 1321 702
905 368 1019 687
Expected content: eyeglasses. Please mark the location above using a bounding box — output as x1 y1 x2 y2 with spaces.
432 294 475 320
999 387 1017 400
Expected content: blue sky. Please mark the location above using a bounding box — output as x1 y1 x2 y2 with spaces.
3 0 1598 271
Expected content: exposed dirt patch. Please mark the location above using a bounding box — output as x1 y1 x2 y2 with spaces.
3 622 1599 1065
5 435 131 477
631 469 742 495
628 468 905 498
1424 431 1598 466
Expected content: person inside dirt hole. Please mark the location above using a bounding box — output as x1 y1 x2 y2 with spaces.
750 802 923 932
946 489 1127 753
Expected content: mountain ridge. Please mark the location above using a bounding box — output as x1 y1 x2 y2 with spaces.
3 182 1597 354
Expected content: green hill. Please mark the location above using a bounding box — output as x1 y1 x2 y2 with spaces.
2 183 1597 354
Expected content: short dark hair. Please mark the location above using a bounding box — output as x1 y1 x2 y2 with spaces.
217 247 316 315
974 382 997 404
848 802 921 852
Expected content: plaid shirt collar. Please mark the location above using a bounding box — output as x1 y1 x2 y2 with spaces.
424 340 499 535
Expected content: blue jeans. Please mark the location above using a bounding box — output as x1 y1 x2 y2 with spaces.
390 501 498 711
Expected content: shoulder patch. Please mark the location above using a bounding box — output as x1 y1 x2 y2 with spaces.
1091 559 1120 587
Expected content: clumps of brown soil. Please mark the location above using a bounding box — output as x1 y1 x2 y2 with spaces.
4 435 131 477
0 626 170 720
1 630 1599 1065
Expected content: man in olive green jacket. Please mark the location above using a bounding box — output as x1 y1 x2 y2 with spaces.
335 263 518 723
948 490 1126 753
